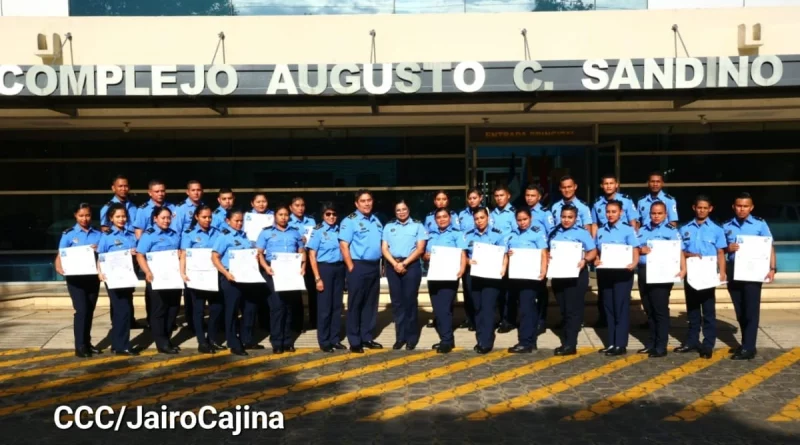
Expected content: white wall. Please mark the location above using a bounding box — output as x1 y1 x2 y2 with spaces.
649 0 800 9
0 0 68 16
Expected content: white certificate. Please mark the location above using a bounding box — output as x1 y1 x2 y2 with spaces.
734 235 773 282
243 213 274 242
59 245 98 276
470 242 505 279
271 252 306 292
427 246 463 281
146 250 184 290
645 240 682 284
546 240 582 279
302 225 315 246
686 256 722 291
229 249 266 283
98 250 138 289
597 244 633 269
185 248 218 292
508 248 543 280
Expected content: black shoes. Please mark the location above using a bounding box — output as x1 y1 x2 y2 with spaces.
496 322 515 334
508 344 534 354
673 345 700 353
363 341 383 349
554 346 577 356
244 343 265 350
88 344 103 354
700 348 713 359
272 347 284 354
157 346 179 355
638 347 654 354
332 343 347 350
75 347 91 358
211 342 227 351
598 345 614 354
406 344 416 351
114 348 139 356
393 341 406 350
350 345 365 354
475 345 492 354
320 345 334 353
732 349 756 360
285 345 296 353
648 350 667 358
230 348 248 356
432 343 441 350
729 346 742 354
436 344 453 354
605 347 627 356
426 319 436 328
198 343 214 354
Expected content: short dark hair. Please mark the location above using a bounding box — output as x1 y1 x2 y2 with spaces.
218 188 234 196
515 207 532 218
694 194 712 206
735 192 753 202
649 201 667 212
473 206 490 218
559 175 575 185
355 189 373 200
434 207 451 218
186 180 202 188
111 174 128 184
319 201 336 215
600 173 618 182
493 184 510 194
525 184 543 194
560 204 578 216
648 171 665 181
606 199 623 211
148 179 165 189
467 187 483 197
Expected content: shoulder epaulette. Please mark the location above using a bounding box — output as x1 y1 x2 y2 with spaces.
450 210 458 215
667 224 677 230
221 228 230 234
753 215 764 221
491 227 502 234
388 219 397 225
531 225 540 232
104 200 114 207
287 226 299 231
541 206 550 212
347 212 357 219
184 229 192 234
622 221 631 226
138 202 149 209
314 222 323 229
509 205 516 211
451 227 462 232
214 208 223 214
413 218 422 224
427 211 435 216
594 196 604 204
176 201 185 207
663 193 675 200
619 193 631 199
145 228 155 234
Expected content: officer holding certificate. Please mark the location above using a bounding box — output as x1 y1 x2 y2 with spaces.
506 208 548 354
593 200 639 357
723 192 776 360
637 201 685 358
456 187 485 331
289 196 317 333
55 203 103 358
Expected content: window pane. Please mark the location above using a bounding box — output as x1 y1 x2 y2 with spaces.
619 153 800 183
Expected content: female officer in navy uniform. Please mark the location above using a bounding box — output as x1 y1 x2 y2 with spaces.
594 200 639 356
258 205 306 354
548 205 597 356
382 200 428 350
179 205 222 354
136 206 182 355
423 191 460 330
506 208 549 353
464 207 508 354
637 201 685 358
456 187 484 331
307 202 347 353
249 193 274 332
211 209 252 356
289 196 317 333
424 208 467 353
55 203 103 358
96 203 138 356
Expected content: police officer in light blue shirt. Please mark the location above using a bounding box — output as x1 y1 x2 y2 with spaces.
307 202 346 352
489 184 518 334
97 202 139 356
524 184 555 235
551 175 594 231
594 200 639 356
55 203 103 358
593 174 640 230
339 189 384 353
549 204 597 356
722 192 776 360
211 188 236 231
464 207 508 354
424 208 468 354
289 196 318 333
506 208 549 354
637 201 685 358
637 171 679 227
171 180 205 234
456 187 485 330
248 192 275 331
424 190 460 233
99 174 137 233
382 200 428 350
133 179 176 239
136 206 182 355
675 195 727 359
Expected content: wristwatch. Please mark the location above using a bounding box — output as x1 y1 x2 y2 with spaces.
315 277 322 283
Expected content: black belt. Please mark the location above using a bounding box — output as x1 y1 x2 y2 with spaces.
354 259 380 264
393 257 407 262
321 261 344 265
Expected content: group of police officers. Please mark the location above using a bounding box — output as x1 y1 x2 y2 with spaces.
55 171 777 362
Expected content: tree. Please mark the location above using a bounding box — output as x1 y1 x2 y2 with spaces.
533 0 595 11
70 0 234 16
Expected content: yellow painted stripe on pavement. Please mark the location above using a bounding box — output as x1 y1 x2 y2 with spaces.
200 350 439 412
466 353 648 420
0 350 218 399
0 348 40 357
768 395 800 422
0 351 74 369
0 351 158 384
665 348 800 422
361 348 594 421
564 349 728 421
99 349 387 420
282 350 511 420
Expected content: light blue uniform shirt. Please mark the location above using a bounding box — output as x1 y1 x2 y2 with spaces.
637 221 682 265
507 226 548 250
180 225 219 250
382 218 428 258
424 210 460 233
338 210 384 261
136 227 181 254
211 207 233 231
680 219 726 257
489 204 518 236
463 227 507 259
59 224 102 248
530 203 555 235
551 198 594 228
289 214 317 239
548 225 596 252
426 226 467 253
637 191 679 226
212 228 257 269
457 207 478 233
722 215 773 262
257 226 304 261
133 200 177 232
593 194 640 227
595 222 639 256
172 198 204 234
97 227 137 254
307 222 343 263
99 196 137 232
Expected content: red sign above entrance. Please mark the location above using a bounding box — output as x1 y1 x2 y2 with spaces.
470 126 595 144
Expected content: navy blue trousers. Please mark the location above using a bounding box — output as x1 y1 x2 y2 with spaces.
182 288 193 331
317 262 346 347
219 275 245 351
106 285 133 352
186 287 223 346
684 281 717 350
597 269 634 348
266 275 300 348
596 270 607 325
461 269 475 327
470 275 502 349
638 265 671 354
146 283 180 350
346 260 380 347
726 264 762 351
551 267 589 349
537 285 549 332
497 275 516 326
510 279 543 348
66 276 100 351
429 279 458 347
386 261 422 346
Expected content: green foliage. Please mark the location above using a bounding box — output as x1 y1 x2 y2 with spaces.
534 0 596 11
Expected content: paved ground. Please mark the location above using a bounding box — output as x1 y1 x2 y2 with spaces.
0 308 799 444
